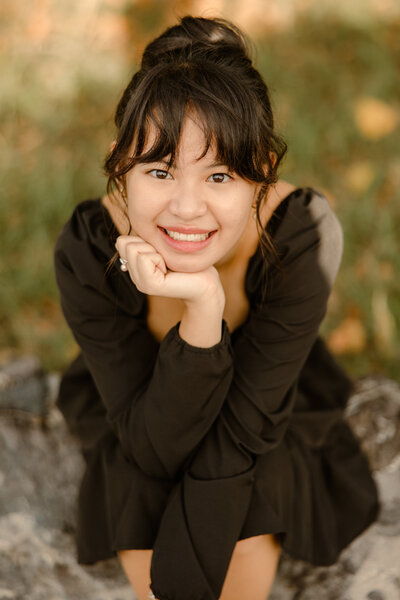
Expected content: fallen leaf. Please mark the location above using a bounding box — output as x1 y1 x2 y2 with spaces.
345 160 376 195
94 13 130 49
354 97 399 140
327 316 367 354
379 261 394 282
26 2 52 44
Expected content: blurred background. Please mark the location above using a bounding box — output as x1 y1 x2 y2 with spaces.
1 0 399 380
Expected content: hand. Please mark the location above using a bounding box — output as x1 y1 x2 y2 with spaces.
115 235 225 307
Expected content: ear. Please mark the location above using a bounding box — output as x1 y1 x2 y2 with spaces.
269 152 277 169
259 155 273 180
110 140 117 152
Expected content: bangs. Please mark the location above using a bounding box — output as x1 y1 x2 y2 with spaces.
116 61 272 182
104 17 288 292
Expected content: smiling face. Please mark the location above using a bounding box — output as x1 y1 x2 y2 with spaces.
124 115 259 273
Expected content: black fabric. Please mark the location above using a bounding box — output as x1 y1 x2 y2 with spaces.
54 188 379 600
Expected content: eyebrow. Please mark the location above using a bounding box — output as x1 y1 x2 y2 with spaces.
145 158 229 170
206 161 229 169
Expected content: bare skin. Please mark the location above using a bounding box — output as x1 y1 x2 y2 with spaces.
118 533 282 600
104 179 294 339
104 178 294 599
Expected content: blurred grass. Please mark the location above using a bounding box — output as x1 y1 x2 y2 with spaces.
1 3 399 380
257 15 400 380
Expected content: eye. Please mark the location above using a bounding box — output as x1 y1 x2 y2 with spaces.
208 172 232 184
148 169 172 180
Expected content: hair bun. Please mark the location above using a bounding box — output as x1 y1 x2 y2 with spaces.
141 16 250 69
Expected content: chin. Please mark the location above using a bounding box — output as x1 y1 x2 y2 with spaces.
165 256 215 273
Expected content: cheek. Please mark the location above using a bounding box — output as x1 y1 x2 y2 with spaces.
225 201 253 232
127 179 167 215
126 190 156 221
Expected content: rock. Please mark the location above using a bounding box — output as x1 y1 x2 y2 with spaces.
269 376 400 600
0 357 48 419
367 590 386 599
0 364 399 600
0 370 132 600
345 377 400 471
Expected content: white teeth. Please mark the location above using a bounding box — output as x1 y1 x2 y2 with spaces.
165 229 211 241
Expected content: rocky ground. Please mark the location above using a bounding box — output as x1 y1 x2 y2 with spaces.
0 358 399 600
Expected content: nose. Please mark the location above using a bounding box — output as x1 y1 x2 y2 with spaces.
168 181 207 220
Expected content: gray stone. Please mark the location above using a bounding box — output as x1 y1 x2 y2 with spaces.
367 591 386 600
0 357 48 418
0 394 133 599
0 366 399 600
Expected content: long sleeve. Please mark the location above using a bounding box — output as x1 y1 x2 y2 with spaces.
149 189 345 600
54 201 234 481
191 190 344 478
55 191 346 600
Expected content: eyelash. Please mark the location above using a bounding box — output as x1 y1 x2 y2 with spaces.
208 173 232 184
147 169 232 183
148 169 172 180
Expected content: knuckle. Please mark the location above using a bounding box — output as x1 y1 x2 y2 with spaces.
125 243 138 259
116 235 129 249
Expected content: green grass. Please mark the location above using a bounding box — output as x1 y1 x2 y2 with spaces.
1 11 399 380
257 15 400 380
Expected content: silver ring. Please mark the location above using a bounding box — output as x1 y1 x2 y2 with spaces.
119 257 128 272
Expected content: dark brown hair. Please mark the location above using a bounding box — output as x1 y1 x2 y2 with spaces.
104 16 287 274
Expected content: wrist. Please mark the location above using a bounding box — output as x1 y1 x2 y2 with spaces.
179 297 224 348
183 283 225 313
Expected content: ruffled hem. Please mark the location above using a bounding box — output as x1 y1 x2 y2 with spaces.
75 416 379 568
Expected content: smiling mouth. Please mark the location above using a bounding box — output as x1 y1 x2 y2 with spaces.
162 228 214 242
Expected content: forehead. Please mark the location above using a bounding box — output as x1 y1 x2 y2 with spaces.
142 111 216 164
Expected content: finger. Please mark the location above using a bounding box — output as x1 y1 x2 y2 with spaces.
116 235 149 255
125 242 163 267
116 236 157 260
116 235 145 245
130 252 168 294
136 251 167 277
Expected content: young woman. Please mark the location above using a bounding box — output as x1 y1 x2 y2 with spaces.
54 16 379 600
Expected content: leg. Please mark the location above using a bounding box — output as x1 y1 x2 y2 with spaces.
118 549 154 600
219 534 281 600
119 534 280 600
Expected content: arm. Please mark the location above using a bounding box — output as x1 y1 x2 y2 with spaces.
191 190 344 478
54 211 233 482
115 233 226 348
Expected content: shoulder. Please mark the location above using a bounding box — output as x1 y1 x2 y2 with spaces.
54 198 116 279
301 188 343 287
266 183 343 245
55 198 111 251
307 189 344 285
54 199 144 318
247 187 344 309
273 186 342 237
53 199 115 306
271 187 343 287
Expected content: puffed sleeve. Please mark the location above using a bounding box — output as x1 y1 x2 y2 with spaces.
54 201 234 481
149 189 345 600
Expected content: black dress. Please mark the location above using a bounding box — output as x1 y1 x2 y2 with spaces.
54 187 379 600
